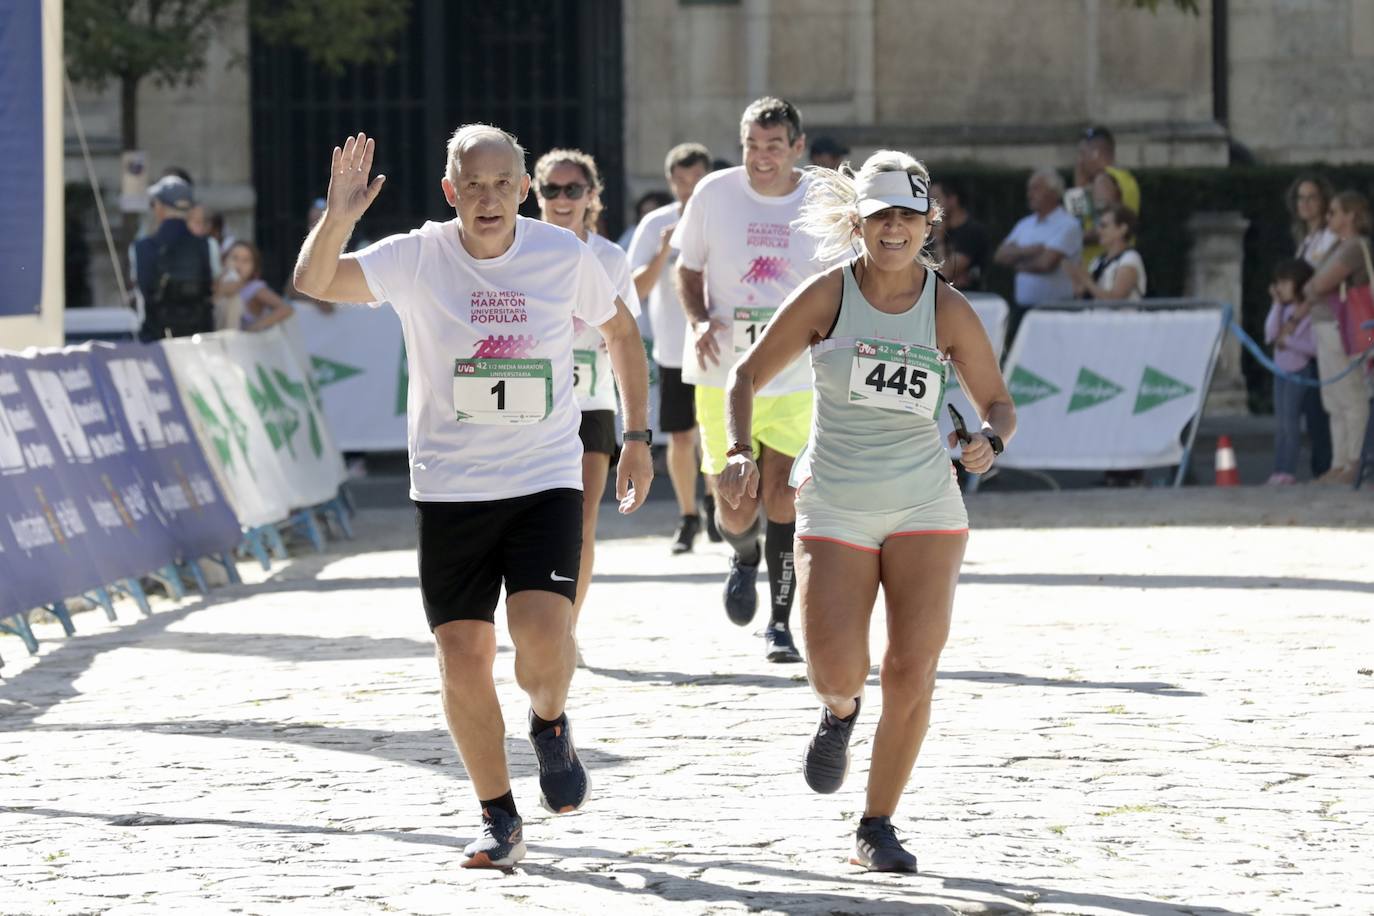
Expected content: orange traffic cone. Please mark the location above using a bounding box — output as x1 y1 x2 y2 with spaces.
1214 434 1240 487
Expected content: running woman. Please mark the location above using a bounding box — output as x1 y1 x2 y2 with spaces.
628 142 713 554
534 149 642 664
718 151 1015 872
293 128 653 869
673 97 827 663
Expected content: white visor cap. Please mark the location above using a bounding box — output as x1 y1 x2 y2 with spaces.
856 170 930 218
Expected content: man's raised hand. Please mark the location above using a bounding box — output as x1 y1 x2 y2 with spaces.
327 133 386 225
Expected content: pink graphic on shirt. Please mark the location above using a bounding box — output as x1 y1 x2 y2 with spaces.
741 256 789 284
472 335 538 358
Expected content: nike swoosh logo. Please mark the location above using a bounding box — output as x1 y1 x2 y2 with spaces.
550 571 574 582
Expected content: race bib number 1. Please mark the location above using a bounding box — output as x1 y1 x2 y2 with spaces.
453 358 552 425
848 339 947 419
572 349 598 400
734 307 774 354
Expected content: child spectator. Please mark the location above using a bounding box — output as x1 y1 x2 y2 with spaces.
215 240 294 333
1264 258 1319 484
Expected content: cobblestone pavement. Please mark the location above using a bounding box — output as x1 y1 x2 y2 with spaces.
2 488 1371 915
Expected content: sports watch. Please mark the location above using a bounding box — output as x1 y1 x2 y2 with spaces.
623 430 653 445
984 431 1004 456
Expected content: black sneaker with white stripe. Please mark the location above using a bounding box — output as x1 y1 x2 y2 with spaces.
803 697 860 794
851 816 918 873
461 806 526 869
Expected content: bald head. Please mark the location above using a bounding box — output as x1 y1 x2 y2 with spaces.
445 124 527 185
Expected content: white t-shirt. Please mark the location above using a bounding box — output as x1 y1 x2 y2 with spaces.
628 202 687 369
1005 206 1082 306
354 217 618 501
572 232 641 413
1089 248 1146 301
671 167 824 395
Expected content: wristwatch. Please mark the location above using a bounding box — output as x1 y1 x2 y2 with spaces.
623 430 653 445
984 432 1005 456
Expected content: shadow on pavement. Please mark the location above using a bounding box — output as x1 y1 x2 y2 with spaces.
20 719 628 777
939 670 1202 697
583 666 807 690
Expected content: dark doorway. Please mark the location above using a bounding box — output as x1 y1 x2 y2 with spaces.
249 0 624 288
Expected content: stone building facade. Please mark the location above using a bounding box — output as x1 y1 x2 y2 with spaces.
65 0 1374 307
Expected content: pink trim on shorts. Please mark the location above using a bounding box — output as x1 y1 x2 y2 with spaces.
889 528 969 538
797 534 880 554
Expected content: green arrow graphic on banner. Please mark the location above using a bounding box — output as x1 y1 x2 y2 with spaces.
1068 368 1124 413
188 387 232 468
1009 366 1060 407
311 355 364 388
1133 366 1195 415
274 369 325 459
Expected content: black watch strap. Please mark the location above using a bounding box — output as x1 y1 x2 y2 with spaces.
986 433 1004 456
623 430 653 444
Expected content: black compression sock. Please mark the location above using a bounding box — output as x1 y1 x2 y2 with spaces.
765 519 796 627
481 790 518 818
529 709 562 735
718 511 762 565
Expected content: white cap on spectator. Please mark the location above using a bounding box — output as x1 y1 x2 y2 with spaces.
856 170 930 217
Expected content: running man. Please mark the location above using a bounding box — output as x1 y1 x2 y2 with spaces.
718 152 1015 871
533 148 642 662
628 142 713 553
673 97 825 663
293 128 653 869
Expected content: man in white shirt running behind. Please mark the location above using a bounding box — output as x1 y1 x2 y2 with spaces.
293 127 653 870
673 97 827 664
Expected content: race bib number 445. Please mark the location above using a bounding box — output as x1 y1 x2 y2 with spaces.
453 358 552 425
848 339 947 419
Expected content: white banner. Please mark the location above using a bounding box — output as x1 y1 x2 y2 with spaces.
935 293 1009 441
290 302 665 452
1000 308 1225 469
161 337 292 529
287 303 408 452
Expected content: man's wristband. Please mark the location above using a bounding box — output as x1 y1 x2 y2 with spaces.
623 430 652 445
725 442 754 459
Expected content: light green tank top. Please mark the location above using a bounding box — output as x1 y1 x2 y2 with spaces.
791 262 956 511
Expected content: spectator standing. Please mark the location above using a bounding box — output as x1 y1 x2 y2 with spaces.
215 240 294 333
628 142 714 553
1301 190 1373 485
1072 127 1139 266
808 135 849 170
929 178 991 290
1264 259 1319 485
1067 204 1146 301
1286 175 1336 477
132 175 215 341
993 168 1083 338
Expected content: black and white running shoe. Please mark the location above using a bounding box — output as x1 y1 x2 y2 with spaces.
461 807 526 869
764 622 803 663
851 816 918 873
803 697 860 794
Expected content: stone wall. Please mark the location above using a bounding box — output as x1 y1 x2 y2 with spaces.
1228 0 1374 164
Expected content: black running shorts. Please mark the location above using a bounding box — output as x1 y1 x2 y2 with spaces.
578 409 617 457
658 365 696 433
414 488 583 630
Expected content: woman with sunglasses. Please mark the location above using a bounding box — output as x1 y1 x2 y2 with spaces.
717 151 1015 872
534 149 643 665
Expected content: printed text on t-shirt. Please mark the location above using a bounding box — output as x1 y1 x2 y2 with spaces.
470 291 528 324
747 223 791 249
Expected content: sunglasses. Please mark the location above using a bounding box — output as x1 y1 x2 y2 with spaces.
540 182 588 200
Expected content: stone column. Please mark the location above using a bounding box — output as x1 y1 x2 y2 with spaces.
1186 211 1250 416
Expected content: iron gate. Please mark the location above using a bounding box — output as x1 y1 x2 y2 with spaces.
250 0 625 287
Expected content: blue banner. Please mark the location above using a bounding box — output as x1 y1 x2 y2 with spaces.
0 352 110 618
88 343 241 560
0 0 45 316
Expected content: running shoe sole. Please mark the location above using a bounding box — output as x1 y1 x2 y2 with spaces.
461 839 527 869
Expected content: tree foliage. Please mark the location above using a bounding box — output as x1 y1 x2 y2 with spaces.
65 0 237 89
251 0 412 76
1127 0 1202 14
